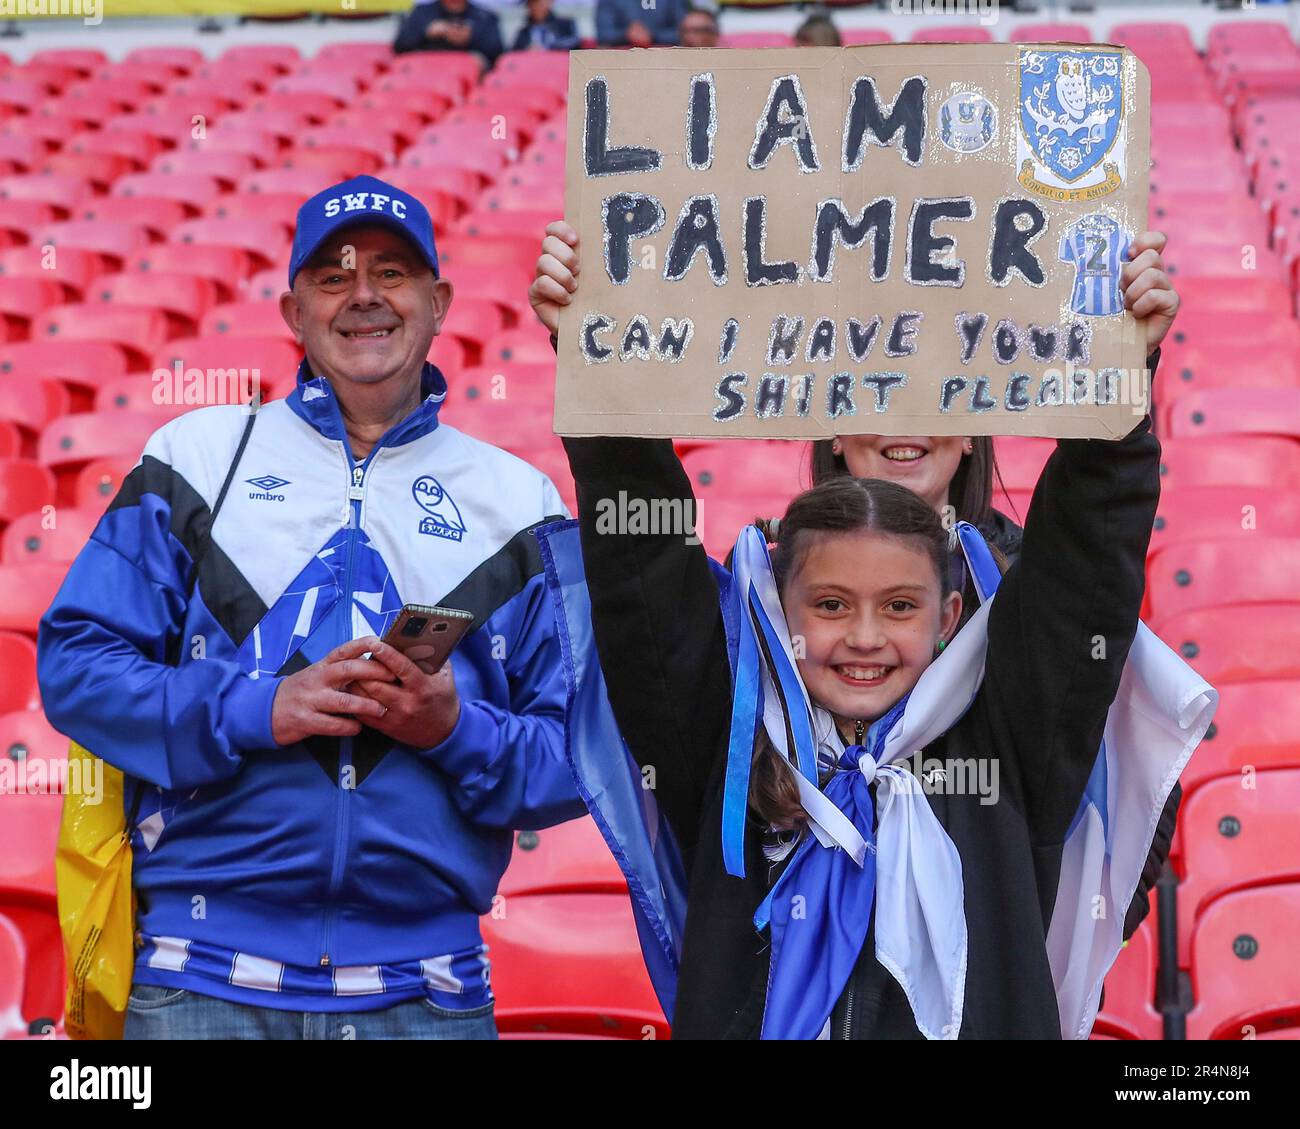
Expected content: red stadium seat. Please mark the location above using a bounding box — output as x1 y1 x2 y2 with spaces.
0 244 101 304
132 244 249 303
0 708 67 790
1160 344 1300 393
681 441 810 503
1148 487 1300 553
311 41 393 72
170 218 288 273
75 458 134 510
32 220 151 271
298 125 399 166
0 912 26 1039
88 271 215 338
1158 604 1300 684
172 130 279 167
0 173 91 218
27 48 106 77
76 197 188 240
38 410 165 474
218 44 300 73
63 128 161 171
241 92 337 127
912 27 993 43
1146 539 1300 626
149 149 255 188
112 172 223 212
1185 882 1300 1039
1093 921 1161 1040
216 108 311 144
455 210 558 243
2 497 97 564
95 374 193 418
202 193 299 236
40 152 133 193
328 108 425 149
199 301 294 342
1157 438 1300 491
482 328 561 367
1176 770 1300 967
1164 389 1300 441
151 336 299 403
280 145 381 178
0 277 64 338
497 817 624 898
0 459 56 527
0 631 37 713
388 51 478 99
0 200 59 249
1011 23 1092 43
30 304 169 371
0 562 66 635
0 378 68 442
442 299 506 362
482 892 667 1039
122 46 204 74
0 136 45 174
0 340 127 397
1179 681 1300 801
452 363 553 410
237 166 336 199
244 270 289 302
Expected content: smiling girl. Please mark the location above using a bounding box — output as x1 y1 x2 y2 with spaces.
530 222 1212 1040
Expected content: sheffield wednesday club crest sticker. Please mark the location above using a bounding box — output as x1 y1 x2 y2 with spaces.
1017 47 1126 203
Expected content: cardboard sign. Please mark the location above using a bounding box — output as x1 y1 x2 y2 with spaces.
556 45 1151 440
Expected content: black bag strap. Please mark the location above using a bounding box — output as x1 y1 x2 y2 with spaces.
126 405 259 827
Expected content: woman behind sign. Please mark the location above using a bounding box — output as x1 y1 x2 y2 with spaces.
530 221 1205 1039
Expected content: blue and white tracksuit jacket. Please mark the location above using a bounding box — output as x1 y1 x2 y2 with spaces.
37 362 585 1012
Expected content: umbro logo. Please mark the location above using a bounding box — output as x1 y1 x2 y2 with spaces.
247 475 290 501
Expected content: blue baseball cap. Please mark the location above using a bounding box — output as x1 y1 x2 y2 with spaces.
288 174 439 288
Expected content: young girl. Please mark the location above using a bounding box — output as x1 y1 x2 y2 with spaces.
530 223 1212 1040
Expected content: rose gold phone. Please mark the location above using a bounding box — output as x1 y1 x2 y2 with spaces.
381 604 475 673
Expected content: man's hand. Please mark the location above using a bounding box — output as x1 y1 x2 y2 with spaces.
425 19 451 39
443 22 473 47
626 20 653 47
1122 230 1179 352
270 638 395 746
529 219 580 336
348 636 462 750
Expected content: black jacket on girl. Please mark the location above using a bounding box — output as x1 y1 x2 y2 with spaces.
561 377 1164 1039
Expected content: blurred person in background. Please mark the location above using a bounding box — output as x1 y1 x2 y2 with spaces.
395 0 504 67
678 5 720 49
795 11 842 47
512 0 580 51
596 0 688 47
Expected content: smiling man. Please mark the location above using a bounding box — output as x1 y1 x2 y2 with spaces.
38 174 584 1040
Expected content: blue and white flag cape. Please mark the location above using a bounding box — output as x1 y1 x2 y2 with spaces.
536 518 1217 1039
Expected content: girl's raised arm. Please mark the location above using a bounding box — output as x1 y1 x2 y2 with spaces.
533 223 734 850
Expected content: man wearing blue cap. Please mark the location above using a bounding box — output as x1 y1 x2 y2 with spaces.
38 175 585 1039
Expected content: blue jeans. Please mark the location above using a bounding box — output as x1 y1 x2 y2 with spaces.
124 983 498 1040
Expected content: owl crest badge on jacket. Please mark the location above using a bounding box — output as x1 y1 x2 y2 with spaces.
1017 47 1127 202
413 475 467 542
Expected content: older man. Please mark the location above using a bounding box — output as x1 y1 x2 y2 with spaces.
38 175 583 1040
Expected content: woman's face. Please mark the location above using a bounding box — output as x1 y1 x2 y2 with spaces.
834 435 971 513
782 530 962 729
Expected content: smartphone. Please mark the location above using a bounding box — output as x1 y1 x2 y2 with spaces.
381 604 475 673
